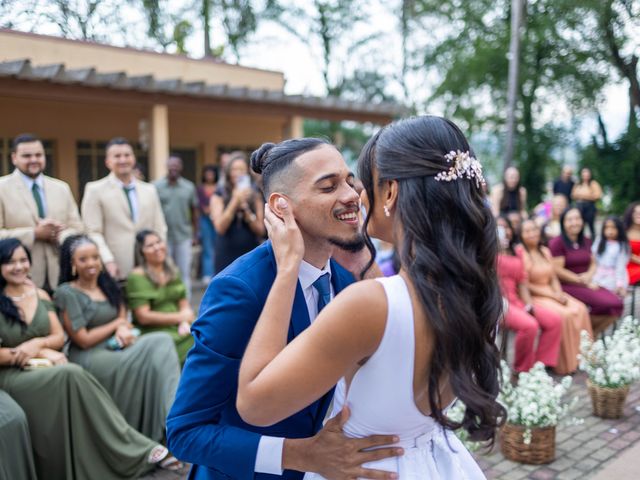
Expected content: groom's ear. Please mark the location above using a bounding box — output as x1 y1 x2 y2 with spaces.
267 192 292 220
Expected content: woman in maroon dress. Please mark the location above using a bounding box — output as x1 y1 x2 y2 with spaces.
549 207 623 336
497 216 562 373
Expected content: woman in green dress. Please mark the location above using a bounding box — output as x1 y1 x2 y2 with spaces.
0 238 182 480
55 235 180 443
0 389 36 480
126 230 194 363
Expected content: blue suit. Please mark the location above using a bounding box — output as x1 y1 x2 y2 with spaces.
167 241 355 479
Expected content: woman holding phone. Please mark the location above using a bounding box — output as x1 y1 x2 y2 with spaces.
210 153 265 272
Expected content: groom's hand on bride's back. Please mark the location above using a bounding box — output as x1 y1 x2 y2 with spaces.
281 406 403 480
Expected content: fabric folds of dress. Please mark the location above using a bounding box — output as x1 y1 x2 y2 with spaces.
54 283 180 443
0 298 158 480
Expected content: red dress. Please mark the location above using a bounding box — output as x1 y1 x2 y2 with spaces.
497 253 562 372
628 239 640 285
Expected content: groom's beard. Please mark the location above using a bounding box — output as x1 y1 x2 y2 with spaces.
328 233 366 253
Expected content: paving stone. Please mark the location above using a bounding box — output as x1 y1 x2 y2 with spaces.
556 468 585 480
471 375 640 478
574 457 601 472
529 467 559 479
498 468 530 480
493 460 516 472
590 447 617 462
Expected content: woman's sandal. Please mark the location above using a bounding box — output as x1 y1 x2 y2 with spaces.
148 445 184 471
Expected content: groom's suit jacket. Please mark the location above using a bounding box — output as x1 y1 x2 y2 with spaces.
167 241 354 480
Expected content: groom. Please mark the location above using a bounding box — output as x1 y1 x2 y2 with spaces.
166 139 400 479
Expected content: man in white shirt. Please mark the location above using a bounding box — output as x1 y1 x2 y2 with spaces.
0 134 84 289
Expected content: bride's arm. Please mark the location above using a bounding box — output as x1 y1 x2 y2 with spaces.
237 200 386 426
238 279 386 427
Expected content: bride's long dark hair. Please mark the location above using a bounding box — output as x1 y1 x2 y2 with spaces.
358 116 505 444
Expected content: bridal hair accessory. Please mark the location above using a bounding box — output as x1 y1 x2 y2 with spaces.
434 150 486 188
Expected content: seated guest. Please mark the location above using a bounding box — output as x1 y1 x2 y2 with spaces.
518 219 592 374
497 216 562 373
624 202 640 286
0 389 36 480
542 194 568 243
549 207 623 336
126 230 194 364
592 216 630 297
0 238 181 479
55 235 180 443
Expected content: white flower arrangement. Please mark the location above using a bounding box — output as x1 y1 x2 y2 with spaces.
578 316 640 389
498 361 579 444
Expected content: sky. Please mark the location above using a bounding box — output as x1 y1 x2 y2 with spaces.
9 0 633 144
188 3 632 144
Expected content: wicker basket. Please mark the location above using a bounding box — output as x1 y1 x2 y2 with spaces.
587 380 630 419
501 423 555 464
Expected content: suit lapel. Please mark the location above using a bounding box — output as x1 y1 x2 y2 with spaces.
330 259 355 295
107 174 134 224
265 242 311 340
11 170 38 221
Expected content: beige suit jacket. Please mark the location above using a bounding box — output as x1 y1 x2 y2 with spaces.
81 173 167 279
0 169 85 288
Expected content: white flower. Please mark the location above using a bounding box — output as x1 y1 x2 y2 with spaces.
579 316 640 388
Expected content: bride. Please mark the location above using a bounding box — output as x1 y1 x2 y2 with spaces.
237 116 504 479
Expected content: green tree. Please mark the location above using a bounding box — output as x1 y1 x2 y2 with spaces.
576 0 639 211
409 0 610 205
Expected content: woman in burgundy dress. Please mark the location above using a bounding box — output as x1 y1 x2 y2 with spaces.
549 207 623 336
497 216 562 373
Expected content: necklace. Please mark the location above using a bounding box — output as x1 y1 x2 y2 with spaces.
6 288 36 302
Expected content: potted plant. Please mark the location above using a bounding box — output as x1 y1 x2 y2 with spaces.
498 361 576 464
579 316 640 419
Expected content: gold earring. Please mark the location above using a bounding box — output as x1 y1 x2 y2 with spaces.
384 205 390 217
71 265 77 276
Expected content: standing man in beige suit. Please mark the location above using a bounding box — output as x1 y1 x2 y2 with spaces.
0 134 85 290
81 137 167 280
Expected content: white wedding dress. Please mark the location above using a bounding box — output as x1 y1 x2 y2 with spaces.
304 275 486 480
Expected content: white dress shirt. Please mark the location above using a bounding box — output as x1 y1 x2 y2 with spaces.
19 171 48 216
254 259 334 475
112 176 139 222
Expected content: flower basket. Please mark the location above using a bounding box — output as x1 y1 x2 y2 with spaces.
501 423 555 464
587 380 629 419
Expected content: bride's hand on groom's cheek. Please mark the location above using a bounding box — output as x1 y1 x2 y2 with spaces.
282 406 403 479
264 199 304 274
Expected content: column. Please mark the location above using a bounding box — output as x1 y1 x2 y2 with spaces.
57 136 78 199
282 115 304 139
149 104 169 181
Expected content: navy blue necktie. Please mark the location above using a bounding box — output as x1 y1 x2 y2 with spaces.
312 273 331 314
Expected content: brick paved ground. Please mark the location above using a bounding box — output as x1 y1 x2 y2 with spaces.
474 371 640 480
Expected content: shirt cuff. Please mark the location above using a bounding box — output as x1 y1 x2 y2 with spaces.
255 435 285 475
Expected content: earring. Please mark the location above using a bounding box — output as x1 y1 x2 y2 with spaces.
71 265 77 276
384 205 390 217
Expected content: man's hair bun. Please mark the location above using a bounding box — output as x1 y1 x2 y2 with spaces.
250 143 276 174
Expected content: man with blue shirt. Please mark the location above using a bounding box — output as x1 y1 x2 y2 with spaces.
167 138 399 479
0 134 84 289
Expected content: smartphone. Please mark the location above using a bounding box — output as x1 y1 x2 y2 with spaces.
236 175 251 190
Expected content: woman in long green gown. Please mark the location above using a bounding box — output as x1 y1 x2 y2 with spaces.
0 238 181 480
0 389 36 480
55 235 181 443
126 230 195 364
